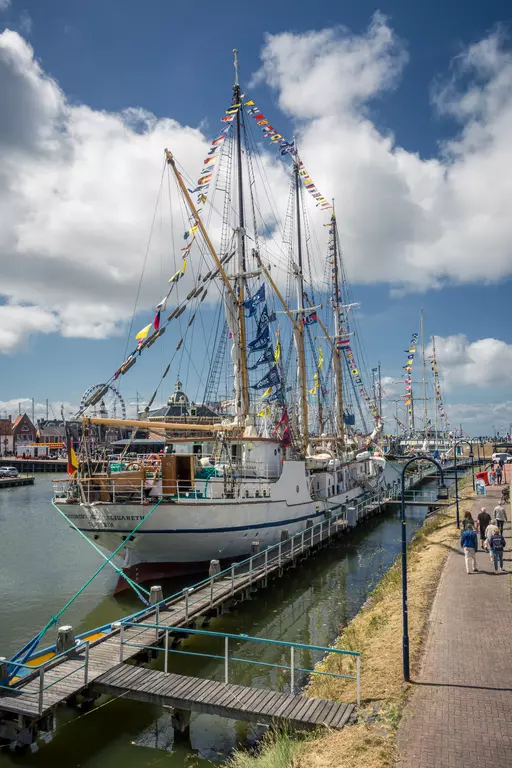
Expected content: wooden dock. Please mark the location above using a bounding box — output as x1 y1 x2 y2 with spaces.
95 665 354 730
0 476 34 489
0 515 352 718
0 459 472 748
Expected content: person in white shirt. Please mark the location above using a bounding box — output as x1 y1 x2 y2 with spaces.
493 504 508 535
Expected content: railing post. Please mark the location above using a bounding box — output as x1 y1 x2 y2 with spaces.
224 637 229 684
278 541 282 568
356 656 361 706
185 589 189 621
290 646 295 694
328 516 331 538
119 624 124 663
38 667 44 715
164 629 169 674
264 547 268 575
249 555 253 584
210 576 214 606
301 530 305 554
84 641 90 687
231 563 235 595
155 604 160 640
113 482 116 504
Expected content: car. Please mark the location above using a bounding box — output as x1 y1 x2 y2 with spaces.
491 452 512 464
0 466 19 477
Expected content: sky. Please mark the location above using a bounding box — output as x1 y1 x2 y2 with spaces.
1 0 512 435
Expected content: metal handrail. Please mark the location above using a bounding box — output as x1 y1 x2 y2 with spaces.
119 622 361 705
0 641 90 715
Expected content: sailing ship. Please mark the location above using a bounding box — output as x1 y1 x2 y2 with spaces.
54 52 386 591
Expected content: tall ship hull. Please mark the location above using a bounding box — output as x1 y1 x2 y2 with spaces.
55 452 384 590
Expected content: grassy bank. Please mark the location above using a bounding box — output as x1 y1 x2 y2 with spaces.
227 475 475 768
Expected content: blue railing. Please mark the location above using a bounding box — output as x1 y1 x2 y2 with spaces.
117 622 362 705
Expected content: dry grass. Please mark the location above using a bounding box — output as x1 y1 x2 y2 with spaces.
227 475 475 768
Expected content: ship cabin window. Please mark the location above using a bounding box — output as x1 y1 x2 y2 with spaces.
193 444 202 456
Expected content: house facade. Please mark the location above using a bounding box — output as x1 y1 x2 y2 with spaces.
12 414 37 455
0 418 14 455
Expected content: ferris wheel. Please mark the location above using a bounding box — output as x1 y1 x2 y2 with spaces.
79 383 127 419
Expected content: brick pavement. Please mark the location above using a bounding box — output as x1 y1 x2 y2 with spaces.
397 482 512 768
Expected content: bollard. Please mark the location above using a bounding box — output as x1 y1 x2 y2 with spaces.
346 506 357 528
149 585 163 605
0 657 8 685
209 559 221 577
56 625 76 653
251 540 261 554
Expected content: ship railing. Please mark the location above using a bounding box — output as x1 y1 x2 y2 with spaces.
118 623 361 704
0 640 90 716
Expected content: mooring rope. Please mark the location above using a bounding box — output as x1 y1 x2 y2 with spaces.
10 498 163 671
51 500 150 603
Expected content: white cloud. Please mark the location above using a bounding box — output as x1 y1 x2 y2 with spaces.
2 19 512 355
18 11 32 35
0 0 11 12
0 398 77 421
430 334 512 390
254 15 512 290
0 304 59 353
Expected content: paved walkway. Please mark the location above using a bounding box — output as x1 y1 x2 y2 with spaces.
398 483 512 768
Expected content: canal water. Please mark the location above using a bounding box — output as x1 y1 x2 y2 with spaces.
0 473 437 766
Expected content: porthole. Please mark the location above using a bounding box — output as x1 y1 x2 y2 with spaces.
296 485 299 493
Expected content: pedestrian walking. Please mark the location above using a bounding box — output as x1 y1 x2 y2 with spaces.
489 468 496 485
460 526 478 574
477 507 491 550
495 465 503 485
488 530 506 573
485 519 500 562
462 510 475 530
493 503 508 534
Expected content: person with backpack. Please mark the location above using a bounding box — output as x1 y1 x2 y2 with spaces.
462 510 475 530
488 530 506 573
493 503 508 534
460 526 478 574
495 464 503 485
477 507 491 550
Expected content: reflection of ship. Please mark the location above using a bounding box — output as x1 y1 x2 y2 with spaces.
54 52 385 591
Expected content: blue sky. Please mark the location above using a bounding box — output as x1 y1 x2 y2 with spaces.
1 0 512 434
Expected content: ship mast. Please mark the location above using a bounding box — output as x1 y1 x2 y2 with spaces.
432 334 439 451
231 49 250 423
293 151 309 453
330 207 345 445
421 308 428 437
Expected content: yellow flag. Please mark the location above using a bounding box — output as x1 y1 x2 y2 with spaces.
261 387 272 399
181 258 188 275
244 100 255 106
309 386 318 395
318 346 324 370
274 341 281 363
135 324 152 340
257 406 270 417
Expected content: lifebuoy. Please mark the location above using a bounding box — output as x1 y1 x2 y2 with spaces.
147 454 160 468
126 462 141 471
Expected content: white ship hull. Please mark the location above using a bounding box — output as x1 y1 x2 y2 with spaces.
56 459 383 587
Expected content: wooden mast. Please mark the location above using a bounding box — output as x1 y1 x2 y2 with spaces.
330 207 345 445
293 153 309 454
232 49 250 422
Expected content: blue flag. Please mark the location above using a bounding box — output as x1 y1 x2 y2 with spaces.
248 346 275 370
242 284 266 317
252 365 280 390
248 326 270 351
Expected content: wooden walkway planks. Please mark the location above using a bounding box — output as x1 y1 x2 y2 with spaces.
95 665 353 730
0 514 350 719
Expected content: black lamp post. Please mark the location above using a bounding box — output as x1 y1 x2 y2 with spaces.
453 439 474 528
401 456 447 682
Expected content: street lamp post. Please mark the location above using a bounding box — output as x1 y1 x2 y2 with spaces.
401 456 447 682
453 439 474 528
